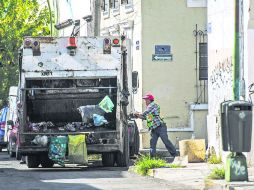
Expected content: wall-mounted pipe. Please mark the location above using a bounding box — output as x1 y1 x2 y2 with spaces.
233 0 240 100
233 0 246 100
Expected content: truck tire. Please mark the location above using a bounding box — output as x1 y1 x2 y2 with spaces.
40 154 54 168
102 153 115 167
130 122 139 157
16 146 22 160
116 128 129 167
8 140 15 158
26 155 40 168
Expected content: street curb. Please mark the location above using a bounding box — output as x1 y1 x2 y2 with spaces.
128 165 254 190
147 169 155 177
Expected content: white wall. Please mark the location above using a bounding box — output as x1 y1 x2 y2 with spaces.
207 0 252 161
207 0 235 154
247 0 254 166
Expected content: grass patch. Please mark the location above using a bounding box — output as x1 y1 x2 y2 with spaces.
207 154 222 164
166 163 185 168
135 156 167 176
134 156 183 176
208 167 225 180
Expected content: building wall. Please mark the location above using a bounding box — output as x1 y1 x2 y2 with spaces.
207 0 235 155
141 0 207 148
100 0 208 149
207 0 252 160
247 0 254 166
99 0 144 145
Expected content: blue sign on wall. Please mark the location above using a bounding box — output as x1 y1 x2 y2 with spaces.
155 45 171 54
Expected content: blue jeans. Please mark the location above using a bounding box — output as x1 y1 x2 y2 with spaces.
150 124 176 157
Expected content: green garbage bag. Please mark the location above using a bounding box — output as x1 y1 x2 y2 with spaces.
68 135 88 165
49 136 67 167
99 95 114 113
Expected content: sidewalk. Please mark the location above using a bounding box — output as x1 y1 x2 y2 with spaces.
144 163 254 190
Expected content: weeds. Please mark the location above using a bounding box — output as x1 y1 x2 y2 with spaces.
208 167 225 179
207 154 222 164
134 156 183 176
167 163 184 168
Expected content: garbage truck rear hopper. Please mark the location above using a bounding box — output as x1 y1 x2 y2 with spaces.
17 36 139 168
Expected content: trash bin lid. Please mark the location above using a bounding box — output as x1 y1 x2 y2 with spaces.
228 101 252 111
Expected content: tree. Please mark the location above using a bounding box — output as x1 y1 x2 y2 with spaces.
0 0 51 106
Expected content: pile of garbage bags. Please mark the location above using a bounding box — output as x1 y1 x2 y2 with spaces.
33 135 88 167
31 135 48 146
77 95 114 127
28 96 115 133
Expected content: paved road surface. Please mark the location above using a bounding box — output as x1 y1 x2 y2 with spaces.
0 151 188 190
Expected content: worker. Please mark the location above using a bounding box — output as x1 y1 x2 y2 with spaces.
134 93 176 158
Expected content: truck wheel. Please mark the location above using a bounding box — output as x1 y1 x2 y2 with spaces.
40 154 54 168
26 155 40 168
16 146 22 160
102 153 115 167
116 129 129 167
0 147 2 152
8 140 15 158
130 122 139 157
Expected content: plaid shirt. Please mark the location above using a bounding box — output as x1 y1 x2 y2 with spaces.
142 102 162 129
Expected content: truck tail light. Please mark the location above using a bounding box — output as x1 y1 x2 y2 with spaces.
113 38 119 45
32 40 41 56
112 38 120 47
103 38 111 54
24 39 32 48
67 37 77 49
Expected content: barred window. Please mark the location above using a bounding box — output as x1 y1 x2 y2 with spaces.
121 0 132 5
113 0 120 9
102 0 110 11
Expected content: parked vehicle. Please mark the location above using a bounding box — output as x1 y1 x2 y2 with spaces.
5 86 19 158
0 106 9 151
17 36 139 168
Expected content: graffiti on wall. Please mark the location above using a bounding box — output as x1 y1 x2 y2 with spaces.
210 57 233 91
209 56 233 115
207 56 234 154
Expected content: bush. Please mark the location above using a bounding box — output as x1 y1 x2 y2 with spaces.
207 154 222 164
208 167 225 179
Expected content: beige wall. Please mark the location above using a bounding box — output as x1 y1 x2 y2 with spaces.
142 0 207 128
100 0 208 149
100 0 143 114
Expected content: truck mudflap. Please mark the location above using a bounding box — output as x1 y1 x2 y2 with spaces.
87 144 120 153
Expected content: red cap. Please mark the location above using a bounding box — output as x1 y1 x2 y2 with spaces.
142 93 154 101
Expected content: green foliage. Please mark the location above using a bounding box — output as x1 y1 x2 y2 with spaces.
207 154 222 164
0 0 51 104
166 163 184 168
208 167 225 180
134 156 183 176
135 156 167 176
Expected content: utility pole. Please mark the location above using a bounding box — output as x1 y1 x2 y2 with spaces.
87 0 101 36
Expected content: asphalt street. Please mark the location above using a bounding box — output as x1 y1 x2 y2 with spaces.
0 151 190 190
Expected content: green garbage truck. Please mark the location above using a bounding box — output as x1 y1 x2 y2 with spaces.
16 36 139 168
